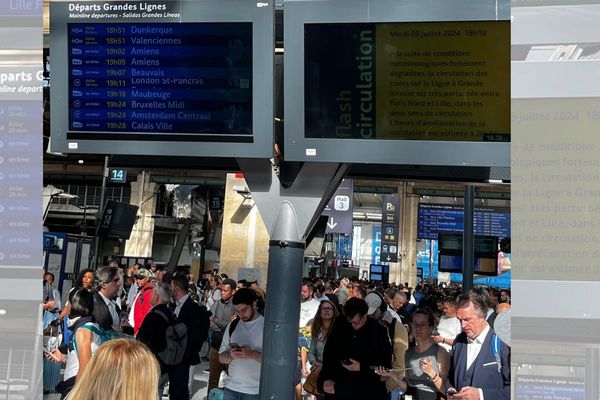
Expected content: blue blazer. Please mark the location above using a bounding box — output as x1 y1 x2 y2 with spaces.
449 328 510 400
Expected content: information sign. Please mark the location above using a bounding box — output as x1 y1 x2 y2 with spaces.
284 0 510 165
305 22 509 142
380 194 400 262
418 203 510 240
50 1 273 158
322 179 353 234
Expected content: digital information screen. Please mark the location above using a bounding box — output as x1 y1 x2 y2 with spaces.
50 1 273 158
438 254 498 275
304 21 509 142
284 0 510 165
67 22 252 142
418 203 510 240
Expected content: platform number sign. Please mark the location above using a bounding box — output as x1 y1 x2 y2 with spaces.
210 196 223 210
109 168 127 183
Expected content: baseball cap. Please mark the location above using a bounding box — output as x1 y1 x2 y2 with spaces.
365 291 384 316
134 268 154 279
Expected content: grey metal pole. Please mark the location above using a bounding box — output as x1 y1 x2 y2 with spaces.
92 156 109 269
429 240 435 285
259 201 304 400
585 348 599 400
462 185 474 293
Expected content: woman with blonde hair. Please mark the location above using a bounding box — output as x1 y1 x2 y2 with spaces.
65 338 160 400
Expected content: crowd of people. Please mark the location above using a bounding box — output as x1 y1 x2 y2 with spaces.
42 265 511 400
294 278 510 400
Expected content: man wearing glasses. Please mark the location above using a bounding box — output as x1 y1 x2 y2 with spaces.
318 297 392 400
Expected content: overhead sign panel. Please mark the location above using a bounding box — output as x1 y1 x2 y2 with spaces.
50 0 273 158
322 179 353 234
284 0 510 165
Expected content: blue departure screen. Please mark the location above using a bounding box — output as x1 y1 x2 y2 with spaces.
417 203 510 240
67 22 252 142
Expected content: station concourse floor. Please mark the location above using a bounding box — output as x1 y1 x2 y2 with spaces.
43 358 211 400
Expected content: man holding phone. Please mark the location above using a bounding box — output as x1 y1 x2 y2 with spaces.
447 291 510 400
318 297 392 400
218 288 264 399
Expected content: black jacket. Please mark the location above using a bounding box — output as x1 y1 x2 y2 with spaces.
137 303 173 373
175 297 211 366
92 291 120 331
318 316 392 400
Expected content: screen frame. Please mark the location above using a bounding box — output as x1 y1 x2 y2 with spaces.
284 0 510 165
50 0 273 158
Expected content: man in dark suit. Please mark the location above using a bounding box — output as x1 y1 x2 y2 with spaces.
448 291 510 400
92 266 121 331
169 275 210 400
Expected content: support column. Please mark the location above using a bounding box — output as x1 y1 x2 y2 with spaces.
463 185 474 293
219 173 270 283
259 203 304 398
124 172 157 258
237 158 349 400
395 183 418 288
585 348 599 400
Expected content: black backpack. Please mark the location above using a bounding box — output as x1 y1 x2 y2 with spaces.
155 309 188 366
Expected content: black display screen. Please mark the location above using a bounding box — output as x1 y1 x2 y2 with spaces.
67 22 252 142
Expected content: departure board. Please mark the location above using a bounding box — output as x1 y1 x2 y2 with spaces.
418 203 510 240
49 0 273 158
67 22 252 141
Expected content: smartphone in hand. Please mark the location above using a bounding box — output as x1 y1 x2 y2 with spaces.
229 343 241 350
342 358 353 365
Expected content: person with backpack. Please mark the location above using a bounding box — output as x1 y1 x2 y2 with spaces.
47 289 103 399
447 291 510 400
137 282 181 399
217 288 264 399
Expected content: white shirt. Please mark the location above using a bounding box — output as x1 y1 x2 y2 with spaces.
116 273 124 309
437 315 462 351
219 314 264 395
206 288 221 310
174 294 190 318
127 283 139 308
466 324 490 370
99 291 120 327
387 305 401 322
299 298 320 328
